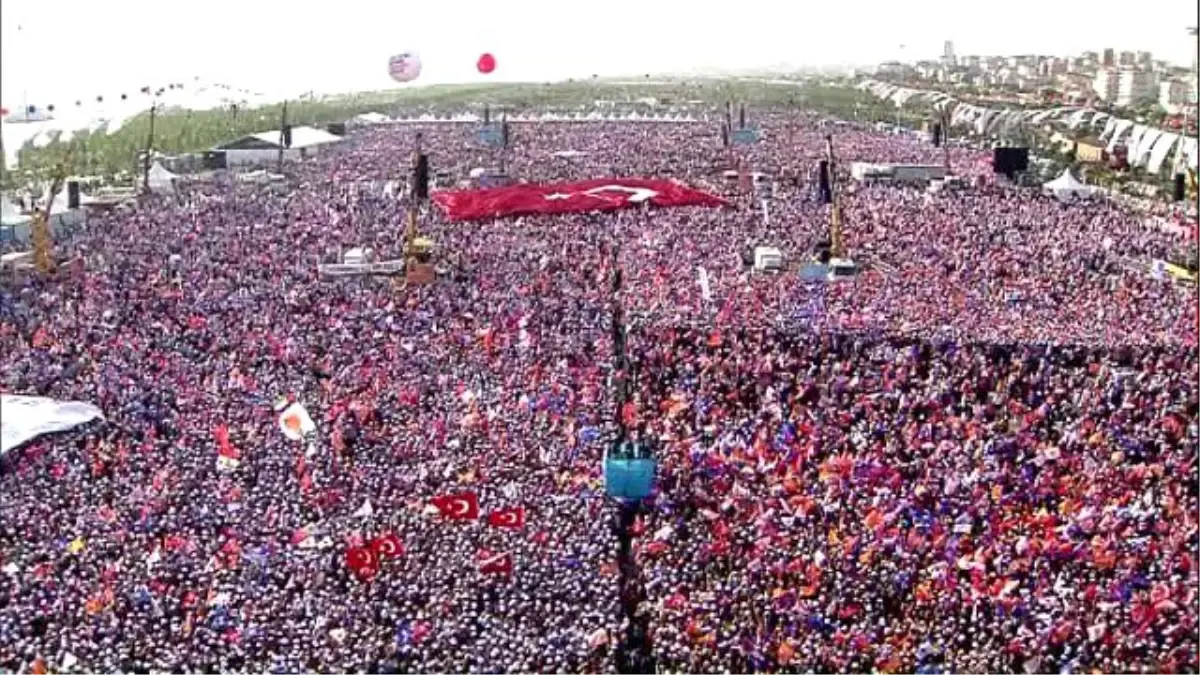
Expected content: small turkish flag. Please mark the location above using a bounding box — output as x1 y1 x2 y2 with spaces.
477 549 514 576
370 532 405 559
431 491 480 520
486 507 526 529
345 546 378 580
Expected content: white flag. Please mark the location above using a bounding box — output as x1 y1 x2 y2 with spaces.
697 267 712 303
354 499 374 519
279 402 316 441
1 395 105 456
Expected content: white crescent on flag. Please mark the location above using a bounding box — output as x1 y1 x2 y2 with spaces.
450 497 473 517
585 185 659 203
543 185 660 204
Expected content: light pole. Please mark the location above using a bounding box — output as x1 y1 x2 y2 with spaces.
142 103 157 193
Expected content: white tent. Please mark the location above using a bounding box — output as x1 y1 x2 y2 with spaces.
1043 170 1098 201
1 198 30 226
353 112 390 124
147 162 177 195
40 186 71 213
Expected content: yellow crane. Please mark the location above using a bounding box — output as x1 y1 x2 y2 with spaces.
401 142 435 286
825 135 845 259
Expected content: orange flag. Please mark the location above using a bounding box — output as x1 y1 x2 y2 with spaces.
778 641 796 665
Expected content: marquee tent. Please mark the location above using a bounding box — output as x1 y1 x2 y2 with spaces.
1043 170 1099 201
147 162 178 195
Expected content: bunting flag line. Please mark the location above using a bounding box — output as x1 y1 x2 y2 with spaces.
858 79 1199 174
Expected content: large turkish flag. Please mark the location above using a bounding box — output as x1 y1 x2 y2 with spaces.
431 178 726 222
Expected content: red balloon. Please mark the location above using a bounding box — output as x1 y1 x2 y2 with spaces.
477 53 496 74
0 107 8 117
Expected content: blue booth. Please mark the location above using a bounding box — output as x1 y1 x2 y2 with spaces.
603 441 657 501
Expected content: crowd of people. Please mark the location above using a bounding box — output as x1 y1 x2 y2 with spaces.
0 110 1195 674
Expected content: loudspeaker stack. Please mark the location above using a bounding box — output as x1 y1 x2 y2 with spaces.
817 160 832 204
414 154 430 202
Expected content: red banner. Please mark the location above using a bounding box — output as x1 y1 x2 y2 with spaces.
432 178 726 222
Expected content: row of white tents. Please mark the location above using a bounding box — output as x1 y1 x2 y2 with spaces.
858 80 1200 176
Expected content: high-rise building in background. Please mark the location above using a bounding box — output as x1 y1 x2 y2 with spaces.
1118 51 1136 66
1159 79 1196 112
1102 48 1115 66
1093 67 1119 101
1115 67 1158 106
1135 51 1153 68
943 41 956 66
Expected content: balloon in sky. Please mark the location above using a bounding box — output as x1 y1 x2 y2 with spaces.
477 53 496 75
388 52 423 83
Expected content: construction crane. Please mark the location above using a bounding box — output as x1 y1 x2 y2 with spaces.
402 136 434 283
32 162 69 275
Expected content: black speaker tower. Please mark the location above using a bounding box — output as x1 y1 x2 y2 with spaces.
1173 173 1186 202
818 160 832 204
67 181 80 209
414 154 430 202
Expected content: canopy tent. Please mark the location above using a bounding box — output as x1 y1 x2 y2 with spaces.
353 112 390 124
41 186 71 213
1043 169 1098 201
147 162 178 195
1 198 30 226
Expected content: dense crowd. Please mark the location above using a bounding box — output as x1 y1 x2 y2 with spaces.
0 112 1196 674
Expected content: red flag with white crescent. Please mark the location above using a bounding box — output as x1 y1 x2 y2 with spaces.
432 178 726 222
486 507 526 530
370 532 405 559
477 549 514 576
345 546 378 580
431 492 480 520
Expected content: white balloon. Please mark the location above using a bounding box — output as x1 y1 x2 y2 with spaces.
388 53 422 83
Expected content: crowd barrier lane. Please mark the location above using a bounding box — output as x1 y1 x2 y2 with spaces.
317 259 406 278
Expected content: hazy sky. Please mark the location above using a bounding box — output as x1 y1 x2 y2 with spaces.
2 0 1197 108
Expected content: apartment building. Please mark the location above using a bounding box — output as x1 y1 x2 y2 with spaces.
1094 67 1159 106
1159 80 1193 111
1115 68 1158 106
1092 67 1119 101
